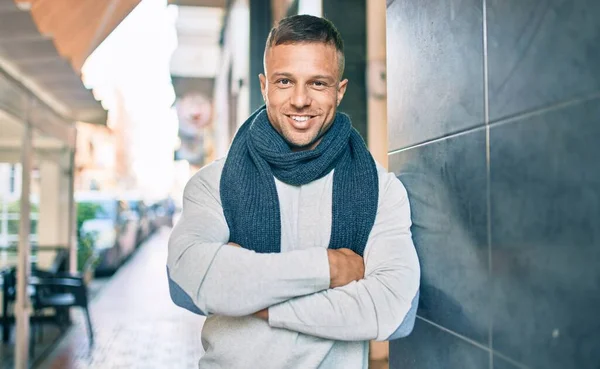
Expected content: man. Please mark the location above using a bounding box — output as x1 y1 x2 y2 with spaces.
167 15 420 369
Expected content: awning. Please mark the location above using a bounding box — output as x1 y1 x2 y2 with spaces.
0 0 140 125
16 0 141 73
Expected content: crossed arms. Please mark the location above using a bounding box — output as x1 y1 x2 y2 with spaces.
166 161 420 341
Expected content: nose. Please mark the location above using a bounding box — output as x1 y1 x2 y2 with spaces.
290 84 311 109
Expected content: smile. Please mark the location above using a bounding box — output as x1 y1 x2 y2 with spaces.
289 115 313 122
286 114 316 130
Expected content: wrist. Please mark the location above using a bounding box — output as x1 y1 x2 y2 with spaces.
326 249 338 288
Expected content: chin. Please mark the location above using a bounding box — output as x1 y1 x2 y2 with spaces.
286 136 319 150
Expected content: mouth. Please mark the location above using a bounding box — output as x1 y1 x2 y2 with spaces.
285 114 317 130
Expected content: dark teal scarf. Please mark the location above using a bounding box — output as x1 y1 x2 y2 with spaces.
220 106 378 256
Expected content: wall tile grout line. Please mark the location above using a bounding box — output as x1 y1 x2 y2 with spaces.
416 316 491 352
417 316 533 369
387 125 488 156
493 351 535 369
486 92 600 128
482 1 493 369
387 91 600 157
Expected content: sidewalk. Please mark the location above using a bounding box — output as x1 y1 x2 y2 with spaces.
37 227 206 369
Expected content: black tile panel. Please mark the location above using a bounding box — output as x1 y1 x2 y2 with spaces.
389 128 489 345
386 0 484 151
325 0 368 141
490 98 600 369
390 318 490 369
487 0 600 121
340 63 368 140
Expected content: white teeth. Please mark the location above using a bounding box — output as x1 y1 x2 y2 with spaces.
291 116 310 122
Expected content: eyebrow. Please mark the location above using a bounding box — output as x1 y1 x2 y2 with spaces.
312 75 336 82
272 72 335 82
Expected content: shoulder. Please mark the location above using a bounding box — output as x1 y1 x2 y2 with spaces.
183 158 226 201
374 160 409 207
190 157 226 183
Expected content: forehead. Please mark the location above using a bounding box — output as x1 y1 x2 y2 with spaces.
264 43 339 77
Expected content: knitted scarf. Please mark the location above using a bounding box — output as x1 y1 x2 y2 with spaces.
220 106 378 256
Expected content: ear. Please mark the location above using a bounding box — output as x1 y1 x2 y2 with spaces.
259 74 267 101
336 79 348 107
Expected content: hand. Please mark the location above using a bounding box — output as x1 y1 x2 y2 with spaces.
228 242 241 248
327 248 365 288
253 308 269 321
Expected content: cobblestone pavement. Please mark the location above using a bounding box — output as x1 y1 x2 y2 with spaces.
37 227 206 369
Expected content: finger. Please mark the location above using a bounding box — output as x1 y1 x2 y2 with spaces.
228 242 242 248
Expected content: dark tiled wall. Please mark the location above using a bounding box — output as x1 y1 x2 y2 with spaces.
386 0 600 368
323 0 368 141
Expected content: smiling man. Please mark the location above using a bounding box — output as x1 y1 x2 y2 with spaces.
259 36 346 151
167 15 420 369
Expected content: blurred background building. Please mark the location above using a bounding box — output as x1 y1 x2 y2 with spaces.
169 2 222 168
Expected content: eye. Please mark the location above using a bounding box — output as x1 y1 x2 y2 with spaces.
277 78 291 85
311 80 329 89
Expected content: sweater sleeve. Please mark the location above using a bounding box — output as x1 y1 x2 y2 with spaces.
167 160 331 317
267 172 420 341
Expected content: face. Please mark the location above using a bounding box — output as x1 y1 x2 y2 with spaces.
259 42 348 151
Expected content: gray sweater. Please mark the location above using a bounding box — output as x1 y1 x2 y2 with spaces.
167 158 420 369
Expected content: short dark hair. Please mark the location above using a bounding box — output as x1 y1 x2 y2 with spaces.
265 15 345 78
